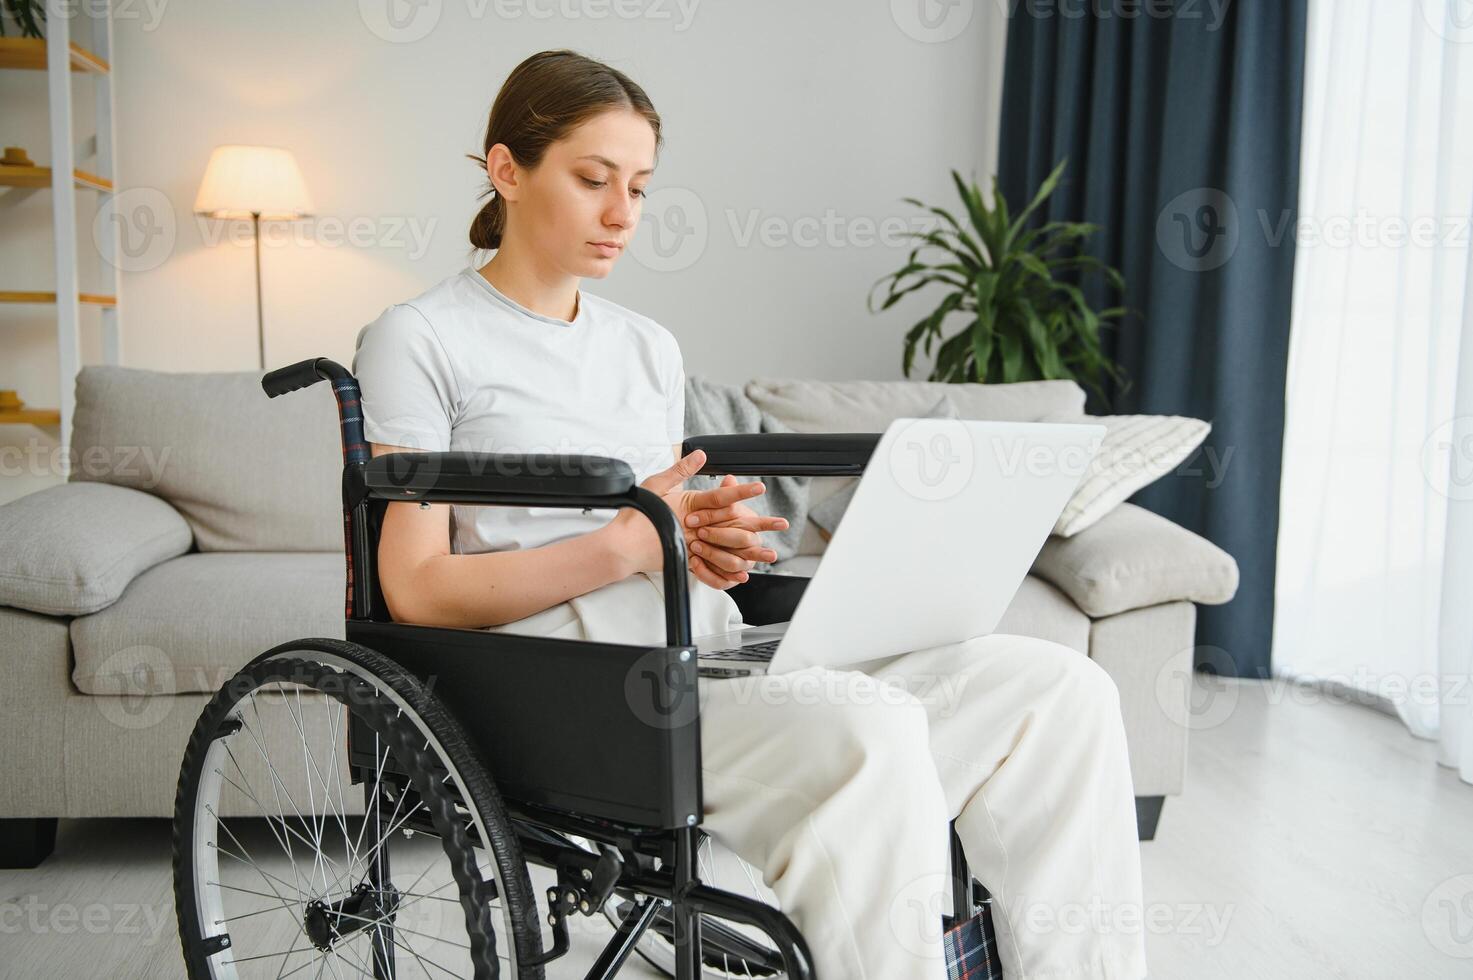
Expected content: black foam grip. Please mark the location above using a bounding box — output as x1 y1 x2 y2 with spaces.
261 358 325 397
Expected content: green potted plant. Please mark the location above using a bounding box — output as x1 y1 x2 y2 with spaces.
0 0 44 38
870 159 1130 407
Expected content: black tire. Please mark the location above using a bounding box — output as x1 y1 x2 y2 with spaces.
172 638 544 979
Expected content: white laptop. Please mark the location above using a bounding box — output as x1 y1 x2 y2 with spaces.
693 416 1106 677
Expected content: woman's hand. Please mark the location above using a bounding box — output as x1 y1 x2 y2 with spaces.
611 449 789 590
684 474 788 587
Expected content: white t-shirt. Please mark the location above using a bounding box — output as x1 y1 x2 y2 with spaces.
351 264 685 557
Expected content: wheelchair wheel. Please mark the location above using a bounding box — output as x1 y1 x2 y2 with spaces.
589 832 786 978
173 638 544 979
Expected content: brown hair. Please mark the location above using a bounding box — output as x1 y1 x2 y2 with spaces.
466 50 662 251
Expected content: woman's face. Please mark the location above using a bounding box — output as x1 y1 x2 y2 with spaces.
492 108 656 279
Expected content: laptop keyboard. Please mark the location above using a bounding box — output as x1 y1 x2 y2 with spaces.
702 639 782 661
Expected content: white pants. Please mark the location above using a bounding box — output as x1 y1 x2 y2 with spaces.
486 570 1149 979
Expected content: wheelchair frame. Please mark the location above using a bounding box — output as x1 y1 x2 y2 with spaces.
260 356 988 980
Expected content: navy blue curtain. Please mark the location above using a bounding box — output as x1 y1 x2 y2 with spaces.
998 1 1308 678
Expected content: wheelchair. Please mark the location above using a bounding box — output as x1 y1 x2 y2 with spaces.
170 357 993 979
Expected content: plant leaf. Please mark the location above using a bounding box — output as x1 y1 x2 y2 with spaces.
951 170 1001 263
903 198 987 265
1006 158 1068 247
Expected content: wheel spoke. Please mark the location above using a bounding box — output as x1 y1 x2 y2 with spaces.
218 895 300 925
333 908 470 950
213 841 311 899
347 728 390 878
239 692 345 892
391 932 463 979
279 682 357 902
208 804 317 951
219 738 311 909
278 949 331 980
223 942 314 966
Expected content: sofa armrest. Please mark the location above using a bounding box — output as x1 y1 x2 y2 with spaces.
1030 502 1239 618
0 482 194 617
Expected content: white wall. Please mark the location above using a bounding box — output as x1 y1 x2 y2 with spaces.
1 0 1007 503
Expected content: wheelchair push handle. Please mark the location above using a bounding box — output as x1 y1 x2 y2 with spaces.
262 356 354 398
261 357 369 465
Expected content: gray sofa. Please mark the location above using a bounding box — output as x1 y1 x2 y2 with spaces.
0 366 1238 867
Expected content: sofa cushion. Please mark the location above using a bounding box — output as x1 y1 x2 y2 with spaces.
763 561 1092 653
70 366 344 552
1031 502 1239 618
70 552 346 695
0 482 194 616
744 377 1085 434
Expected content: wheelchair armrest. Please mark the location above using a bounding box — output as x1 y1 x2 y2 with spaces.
682 432 880 477
358 451 695 644
363 451 635 502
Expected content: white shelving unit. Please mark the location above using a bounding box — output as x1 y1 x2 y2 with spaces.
0 0 123 455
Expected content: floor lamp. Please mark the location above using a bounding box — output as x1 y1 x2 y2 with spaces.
193 145 313 370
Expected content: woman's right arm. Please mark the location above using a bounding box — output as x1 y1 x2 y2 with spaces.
372 442 637 629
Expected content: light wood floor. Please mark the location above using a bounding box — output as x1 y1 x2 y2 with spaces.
2 674 1472 979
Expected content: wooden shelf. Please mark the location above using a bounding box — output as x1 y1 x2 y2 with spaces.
0 37 109 74
0 291 117 306
0 164 113 192
0 408 61 426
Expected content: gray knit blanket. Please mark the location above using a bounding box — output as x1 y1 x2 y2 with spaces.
683 376 810 569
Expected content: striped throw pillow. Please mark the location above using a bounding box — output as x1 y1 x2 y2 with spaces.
1047 414 1211 538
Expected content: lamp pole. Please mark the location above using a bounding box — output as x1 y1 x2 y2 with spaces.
253 210 264 370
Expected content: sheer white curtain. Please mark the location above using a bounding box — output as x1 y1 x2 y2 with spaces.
1273 0 1473 782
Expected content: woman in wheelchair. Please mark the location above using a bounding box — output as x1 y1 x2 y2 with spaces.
171 49 1146 980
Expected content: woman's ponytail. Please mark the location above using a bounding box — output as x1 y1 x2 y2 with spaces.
466 169 503 250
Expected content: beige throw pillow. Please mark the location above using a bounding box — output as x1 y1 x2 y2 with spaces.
1044 413 1211 538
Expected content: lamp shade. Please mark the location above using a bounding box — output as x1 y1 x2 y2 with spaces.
193 144 313 220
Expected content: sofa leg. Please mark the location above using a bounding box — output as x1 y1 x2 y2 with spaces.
1135 796 1164 841
0 818 58 868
